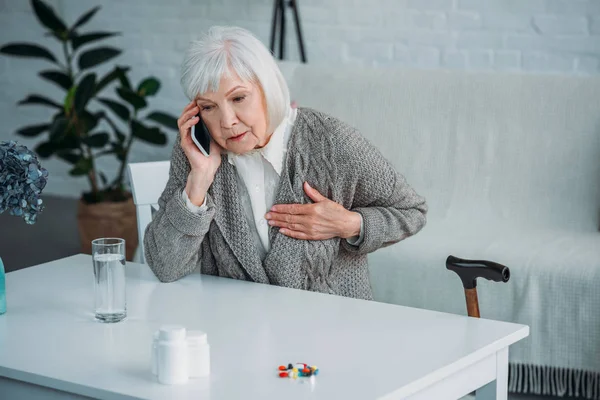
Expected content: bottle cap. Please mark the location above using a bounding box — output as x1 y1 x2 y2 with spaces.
187 330 208 346
159 325 186 341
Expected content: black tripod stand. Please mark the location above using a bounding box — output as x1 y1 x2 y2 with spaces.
269 0 307 63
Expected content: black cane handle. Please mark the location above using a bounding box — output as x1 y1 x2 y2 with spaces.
446 255 510 290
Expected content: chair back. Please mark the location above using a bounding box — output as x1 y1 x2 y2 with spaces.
127 161 170 263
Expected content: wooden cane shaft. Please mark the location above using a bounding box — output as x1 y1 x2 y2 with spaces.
465 288 480 318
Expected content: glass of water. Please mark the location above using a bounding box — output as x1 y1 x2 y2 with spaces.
92 238 126 323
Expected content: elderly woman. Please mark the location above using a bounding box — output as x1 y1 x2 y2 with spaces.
144 26 427 300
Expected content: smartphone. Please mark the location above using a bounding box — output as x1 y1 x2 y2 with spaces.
190 113 210 157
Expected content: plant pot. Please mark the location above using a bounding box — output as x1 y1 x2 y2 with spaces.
77 195 138 261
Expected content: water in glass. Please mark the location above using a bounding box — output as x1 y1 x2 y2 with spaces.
93 251 126 322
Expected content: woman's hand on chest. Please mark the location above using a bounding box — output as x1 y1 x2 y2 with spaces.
265 182 361 241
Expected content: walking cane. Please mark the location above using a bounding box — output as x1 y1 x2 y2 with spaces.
446 255 510 318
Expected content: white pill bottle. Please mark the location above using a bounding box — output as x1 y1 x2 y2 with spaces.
187 330 210 378
157 325 189 385
151 330 159 376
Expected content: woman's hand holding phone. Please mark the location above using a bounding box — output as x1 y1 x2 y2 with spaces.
178 101 222 206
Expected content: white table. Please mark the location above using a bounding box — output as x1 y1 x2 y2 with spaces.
0 254 528 400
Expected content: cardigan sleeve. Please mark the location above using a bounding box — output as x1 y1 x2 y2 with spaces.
333 124 428 255
143 135 217 282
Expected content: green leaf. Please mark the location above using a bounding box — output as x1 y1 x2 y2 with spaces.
56 150 81 164
117 87 147 110
16 123 50 137
51 110 66 122
35 141 55 158
49 116 69 141
0 43 57 63
72 32 120 51
18 95 62 109
69 157 92 176
145 111 178 130
78 47 121 70
110 142 126 161
97 97 130 121
117 69 132 90
70 6 100 32
79 111 101 133
31 0 68 36
131 120 167 145
56 134 80 150
39 70 72 90
116 131 126 143
83 132 109 148
137 77 160 97
95 65 130 94
64 85 77 115
74 73 96 112
100 114 126 143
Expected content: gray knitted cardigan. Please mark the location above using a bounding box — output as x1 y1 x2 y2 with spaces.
144 107 428 300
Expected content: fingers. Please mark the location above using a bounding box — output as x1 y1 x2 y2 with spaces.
178 105 199 130
181 100 196 119
178 112 199 132
182 114 199 132
303 182 328 203
266 211 301 224
182 100 195 113
184 106 200 122
270 203 307 214
270 221 304 232
266 212 317 239
178 105 200 150
279 228 310 240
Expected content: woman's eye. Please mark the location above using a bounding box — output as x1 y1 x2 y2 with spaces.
233 96 246 103
200 105 213 111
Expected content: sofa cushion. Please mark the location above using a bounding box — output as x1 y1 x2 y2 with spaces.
368 221 600 371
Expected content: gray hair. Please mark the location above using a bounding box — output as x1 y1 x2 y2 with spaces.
180 26 291 132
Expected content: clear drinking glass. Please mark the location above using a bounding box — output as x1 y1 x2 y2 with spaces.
92 238 126 323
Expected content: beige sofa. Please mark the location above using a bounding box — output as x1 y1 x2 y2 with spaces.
278 61 600 399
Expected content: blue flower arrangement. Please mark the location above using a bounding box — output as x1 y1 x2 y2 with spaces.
0 140 48 224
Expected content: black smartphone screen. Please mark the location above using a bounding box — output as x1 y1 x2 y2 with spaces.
192 113 211 156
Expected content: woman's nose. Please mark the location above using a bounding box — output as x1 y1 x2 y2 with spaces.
220 106 238 129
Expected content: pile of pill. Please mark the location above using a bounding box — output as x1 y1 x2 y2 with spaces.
277 363 319 378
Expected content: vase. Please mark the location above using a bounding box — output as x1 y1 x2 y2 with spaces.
0 256 6 315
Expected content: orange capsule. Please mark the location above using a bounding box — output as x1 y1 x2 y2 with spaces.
278 365 287 371
302 368 310 374
279 371 289 378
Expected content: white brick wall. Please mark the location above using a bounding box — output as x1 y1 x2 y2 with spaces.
1 0 599 197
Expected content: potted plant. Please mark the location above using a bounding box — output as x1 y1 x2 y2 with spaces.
0 140 49 314
0 0 178 260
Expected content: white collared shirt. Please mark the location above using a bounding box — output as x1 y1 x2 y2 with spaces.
182 106 363 260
